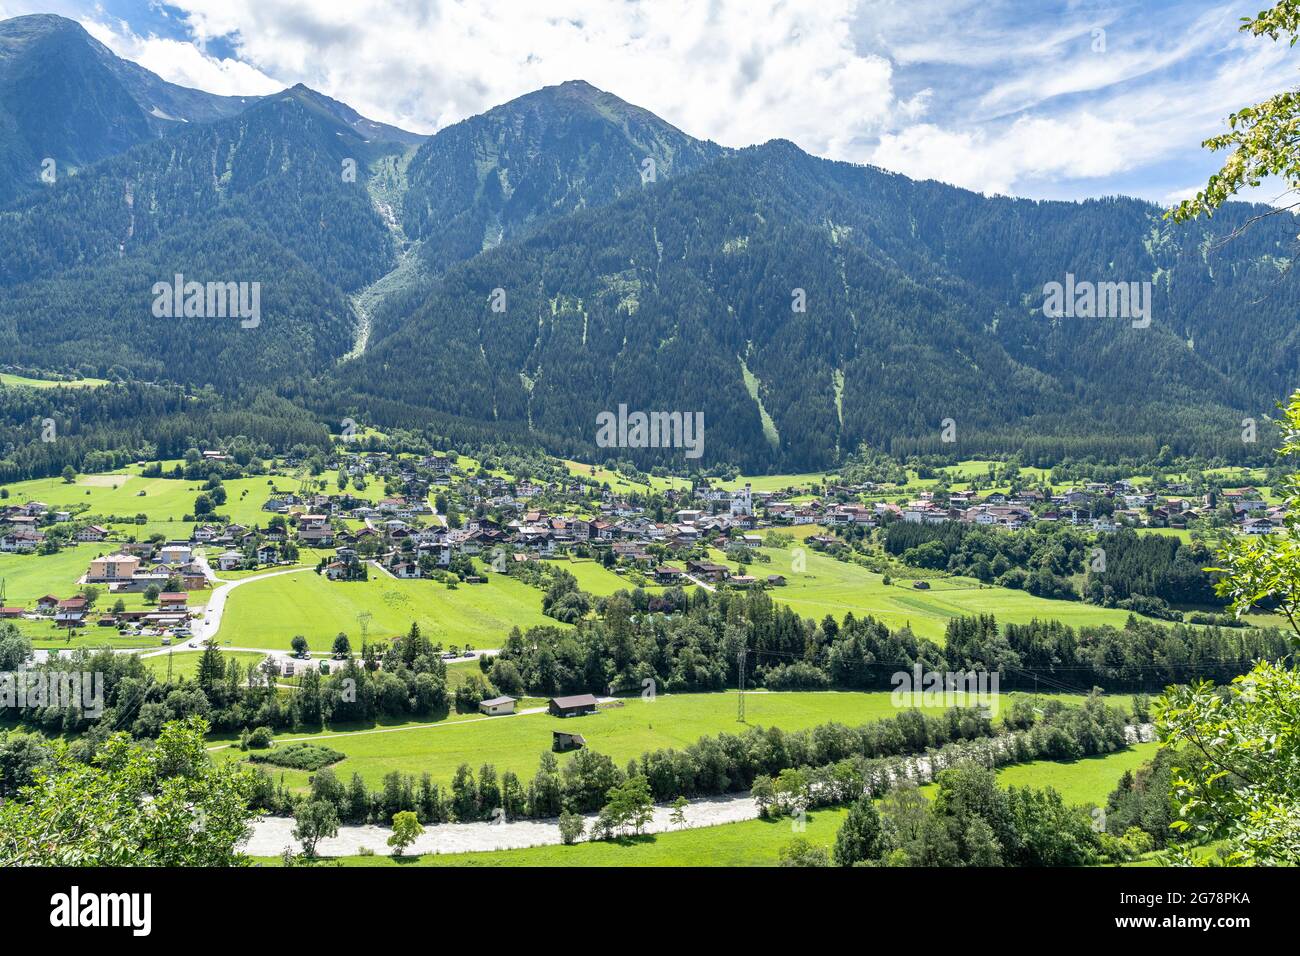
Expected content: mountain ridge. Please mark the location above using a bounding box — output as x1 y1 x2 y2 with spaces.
0 14 423 203
1 13 1296 471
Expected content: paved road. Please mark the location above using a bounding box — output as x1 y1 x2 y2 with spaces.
683 573 716 592
206 703 548 753
193 550 219 585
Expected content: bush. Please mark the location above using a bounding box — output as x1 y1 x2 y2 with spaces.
558 811 585 845
240 726 275 750
248 742 344 771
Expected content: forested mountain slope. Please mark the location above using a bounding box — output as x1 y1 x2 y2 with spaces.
401 80 725 271
334 141 1300 470
0 14 254 203
354 79 727 335
0 87 406 387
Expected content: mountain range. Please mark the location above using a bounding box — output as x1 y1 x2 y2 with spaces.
2 13 1297 471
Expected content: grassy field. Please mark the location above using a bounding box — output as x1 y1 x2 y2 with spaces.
560 460 687 494
274 742 1156 867
0 469 308 539
3 471 195 520
0 372 109 388
557 557 638 596
0 543 104 601
219 690 1101 792
558 557 689 598
216 567 561 651
988 741 1158 804
715 472 834 493
323 808 854 867
12 621 161 650
717 536 1172 643
1136 527 1197 543
142 649 269 681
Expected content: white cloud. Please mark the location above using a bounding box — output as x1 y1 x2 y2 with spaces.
80 17 282 97
974 5 1256 120
1161 184 1202 206
12 0 1297 203
872 112 1140 195
867 2 1300 199
113 0 899 154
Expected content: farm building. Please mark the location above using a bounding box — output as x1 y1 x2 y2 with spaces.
479 695 516 716
548 693 599 718
552 730 587 752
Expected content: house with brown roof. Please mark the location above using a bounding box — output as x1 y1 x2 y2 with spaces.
686 560 730 583
55 597 88 626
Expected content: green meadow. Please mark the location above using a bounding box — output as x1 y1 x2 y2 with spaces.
10 620 160 650
560 460 687 494
220 690 1101 792
714 535 1169 642
558 557 688 597
0 372 109 389
716 472 834 493
986 740 1158 805
329 809 855 867
0 467 322 539
142 649 269 681
0 543 103 601
215 566 560 651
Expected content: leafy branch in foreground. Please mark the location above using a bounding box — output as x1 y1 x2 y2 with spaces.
1158 663 1300 865
1205 389 1300 644
1170 1 1300 225
0 716 258 866
1156 389 1300 865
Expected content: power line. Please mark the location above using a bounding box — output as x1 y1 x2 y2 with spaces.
737 646 747 723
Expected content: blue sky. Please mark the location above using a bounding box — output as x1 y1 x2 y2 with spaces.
3 0 1295 205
